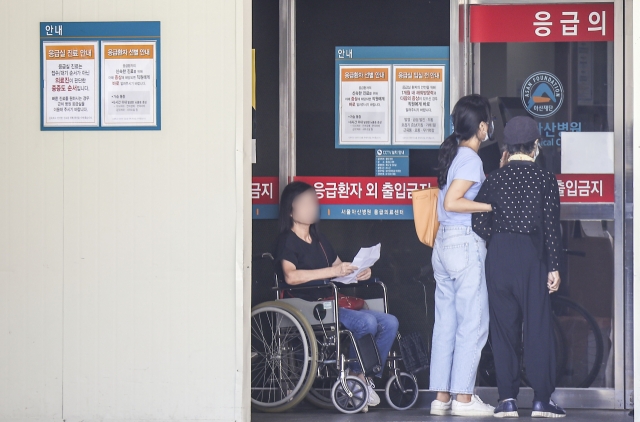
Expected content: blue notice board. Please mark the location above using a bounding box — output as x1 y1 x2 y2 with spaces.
40 21 161 131
375 148 409 176
335 46 450 149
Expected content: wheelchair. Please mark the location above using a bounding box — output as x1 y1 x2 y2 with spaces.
251 253 419 414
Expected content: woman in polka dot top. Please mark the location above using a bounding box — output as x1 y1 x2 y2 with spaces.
472 115 566 418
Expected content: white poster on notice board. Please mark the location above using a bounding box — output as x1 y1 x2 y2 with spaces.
42 41 99 127
101 41 157 126
392 65 445 146
561 132 614 174
338 65 391 146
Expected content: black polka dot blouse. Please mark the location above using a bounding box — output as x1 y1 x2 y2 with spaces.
472 161 562 272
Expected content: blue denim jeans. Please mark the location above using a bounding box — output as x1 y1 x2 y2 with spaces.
429 225 489 394
339 308 399 377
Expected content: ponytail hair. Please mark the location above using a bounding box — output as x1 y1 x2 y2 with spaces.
436 94 491 189
437 133 460 189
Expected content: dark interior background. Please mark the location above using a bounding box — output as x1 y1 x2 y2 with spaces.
252 0 616 391
252 0 455 388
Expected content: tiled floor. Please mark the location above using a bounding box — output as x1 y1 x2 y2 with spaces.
252 408 632 422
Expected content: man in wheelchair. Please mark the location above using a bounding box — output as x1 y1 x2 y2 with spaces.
274 181 400 411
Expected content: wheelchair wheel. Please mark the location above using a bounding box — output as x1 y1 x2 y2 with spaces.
306 334 341 409
251 301 318 412
331 376 369 414
306 369 337 410
550 295 604 388
385 372 419 410
521 296 602 388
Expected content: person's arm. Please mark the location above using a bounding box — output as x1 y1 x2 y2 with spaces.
443 179 493 213
472 181 494 240
542 175 562 292
281 258 357 285
542 175 562 271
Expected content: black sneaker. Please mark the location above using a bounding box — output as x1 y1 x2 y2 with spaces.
531 400 566 418
494 399 519 418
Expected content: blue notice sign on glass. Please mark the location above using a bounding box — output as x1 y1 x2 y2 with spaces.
375 149 409 176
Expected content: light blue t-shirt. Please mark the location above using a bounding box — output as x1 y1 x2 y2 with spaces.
437 146 485 226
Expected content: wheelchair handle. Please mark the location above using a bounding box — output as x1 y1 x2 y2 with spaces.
252 252 274 262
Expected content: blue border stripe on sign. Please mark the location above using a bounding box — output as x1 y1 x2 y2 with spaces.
40 22 160 38
252 205 279 220
319 205 413 220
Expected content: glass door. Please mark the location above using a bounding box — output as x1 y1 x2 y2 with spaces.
453 0 627 409
293 0 451 393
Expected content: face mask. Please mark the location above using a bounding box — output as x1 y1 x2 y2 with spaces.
481 120 494 142
534 143 540 160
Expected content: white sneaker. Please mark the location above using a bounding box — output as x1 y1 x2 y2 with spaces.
431 398 453 415
452 395 495 416
366 378 380 406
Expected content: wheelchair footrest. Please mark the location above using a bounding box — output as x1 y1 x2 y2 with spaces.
356 333 382 377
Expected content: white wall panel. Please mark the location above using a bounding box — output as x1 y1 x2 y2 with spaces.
0 0 251 420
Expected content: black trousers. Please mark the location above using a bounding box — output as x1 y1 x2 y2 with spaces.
485 232 556 402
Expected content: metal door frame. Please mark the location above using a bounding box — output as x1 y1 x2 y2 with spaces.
452 0 630 409
278 0 632 410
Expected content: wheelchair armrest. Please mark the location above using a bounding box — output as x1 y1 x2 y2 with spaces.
331 277 381 286
275 283 341 306
333 278 386 290
273 283 338 294
275 279 388 309
332 279 388 313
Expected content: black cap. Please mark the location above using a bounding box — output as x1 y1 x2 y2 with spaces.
503 116 540 145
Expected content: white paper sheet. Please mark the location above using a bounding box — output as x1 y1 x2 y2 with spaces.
331 243 381 284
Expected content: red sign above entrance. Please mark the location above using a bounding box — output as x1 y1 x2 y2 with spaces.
470 3 614 43
294 175 614 205
249 174 614 219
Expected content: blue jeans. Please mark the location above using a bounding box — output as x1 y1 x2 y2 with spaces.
339 308 399 377
430 225 489 394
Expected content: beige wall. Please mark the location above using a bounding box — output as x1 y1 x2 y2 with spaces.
0 1 251 421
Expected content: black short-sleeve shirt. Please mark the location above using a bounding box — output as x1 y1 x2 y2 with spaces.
273 229 338 300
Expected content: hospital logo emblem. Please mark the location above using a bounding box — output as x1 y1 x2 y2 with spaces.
521 71 564 118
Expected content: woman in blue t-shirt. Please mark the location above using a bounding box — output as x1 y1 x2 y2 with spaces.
429 95 496 417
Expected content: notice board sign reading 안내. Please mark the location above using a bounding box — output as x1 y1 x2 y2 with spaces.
393 65 445 146
102 42 157 126
335 47 450 149
338 66 391 146
42 42 99 127
40 21 161 131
